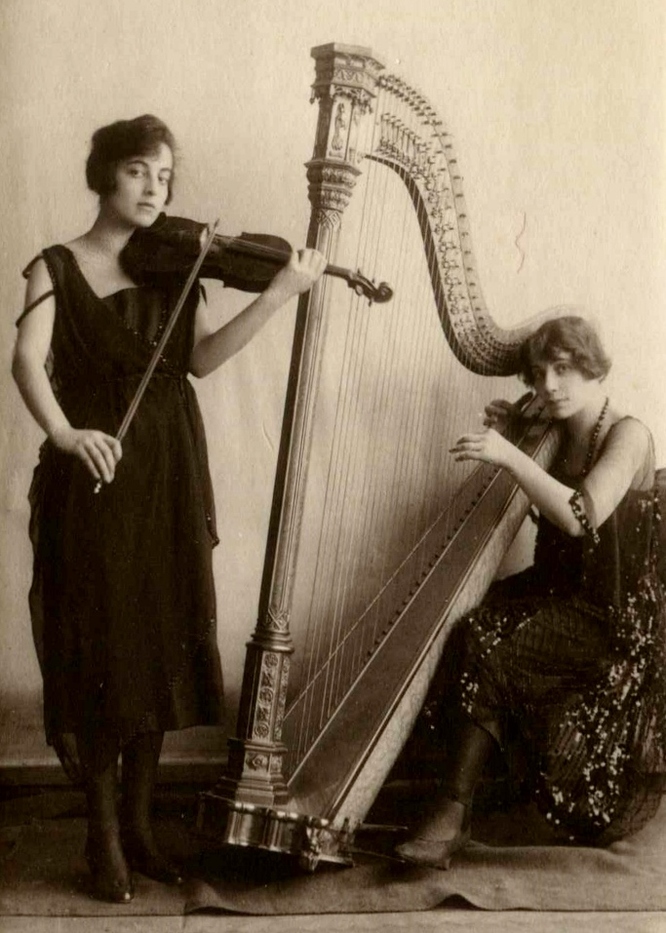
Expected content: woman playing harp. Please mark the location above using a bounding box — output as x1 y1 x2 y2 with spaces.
396 315 666 869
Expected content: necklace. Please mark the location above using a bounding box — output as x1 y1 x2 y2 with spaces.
581 396 609 477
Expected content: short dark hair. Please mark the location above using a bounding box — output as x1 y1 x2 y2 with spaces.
520 315 612 385
85 114 177 204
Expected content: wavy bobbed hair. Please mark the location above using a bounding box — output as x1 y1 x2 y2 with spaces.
85 114 177 204
519 315 612 386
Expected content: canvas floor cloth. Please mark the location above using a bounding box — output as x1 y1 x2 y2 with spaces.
186 799 666 915
0 817 186 917
1 794 664 916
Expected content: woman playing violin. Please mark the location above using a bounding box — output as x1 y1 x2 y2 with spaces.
12 114 326 903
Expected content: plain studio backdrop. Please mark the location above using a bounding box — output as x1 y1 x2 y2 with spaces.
0 0 664 768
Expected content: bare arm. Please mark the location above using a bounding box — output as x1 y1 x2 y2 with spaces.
450 418 649 537
579 419 651 525
12 258 122 484
189 248 326 377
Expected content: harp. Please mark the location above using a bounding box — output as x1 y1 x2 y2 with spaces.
198 43 558 869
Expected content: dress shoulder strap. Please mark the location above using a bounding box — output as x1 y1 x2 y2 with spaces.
22 253 44 279
16 289 55 327
16 249 59 327
605 414 649 434
599 414 656 493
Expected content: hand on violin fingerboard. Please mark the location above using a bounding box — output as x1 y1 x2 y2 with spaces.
268 248 328 300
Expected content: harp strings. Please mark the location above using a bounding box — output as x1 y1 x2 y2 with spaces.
323 88 435 717
291 81 453 758
293 234 376 755
366 79 488 594
287 78 507 767
292 92 406 756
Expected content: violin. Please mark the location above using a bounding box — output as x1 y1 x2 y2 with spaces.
120 213 393 304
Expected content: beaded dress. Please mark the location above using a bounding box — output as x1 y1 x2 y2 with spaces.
21 245 224 777
455 417 666 843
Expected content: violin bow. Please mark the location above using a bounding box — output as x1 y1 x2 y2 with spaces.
94 218 220 493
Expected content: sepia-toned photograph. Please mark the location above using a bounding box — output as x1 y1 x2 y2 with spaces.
1 1 664 930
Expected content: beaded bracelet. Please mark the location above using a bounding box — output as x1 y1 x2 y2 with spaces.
569 488 600 545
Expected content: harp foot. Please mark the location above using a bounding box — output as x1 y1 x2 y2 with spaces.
196 792 356 871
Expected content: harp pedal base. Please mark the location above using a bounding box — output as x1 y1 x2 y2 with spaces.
196 791 356 872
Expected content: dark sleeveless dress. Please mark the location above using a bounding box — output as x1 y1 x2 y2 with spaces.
451 422 666 844
23 246 224 776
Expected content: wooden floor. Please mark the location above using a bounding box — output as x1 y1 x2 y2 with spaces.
1 912 664 932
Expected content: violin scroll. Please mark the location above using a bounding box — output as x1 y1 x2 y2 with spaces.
342 269 393 304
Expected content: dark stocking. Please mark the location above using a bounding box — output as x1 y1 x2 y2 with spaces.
395 717 497 868
437 717 498 807
121 731 183 884
77 730 132 902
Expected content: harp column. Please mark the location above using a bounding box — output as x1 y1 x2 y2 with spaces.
207 44 385 809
